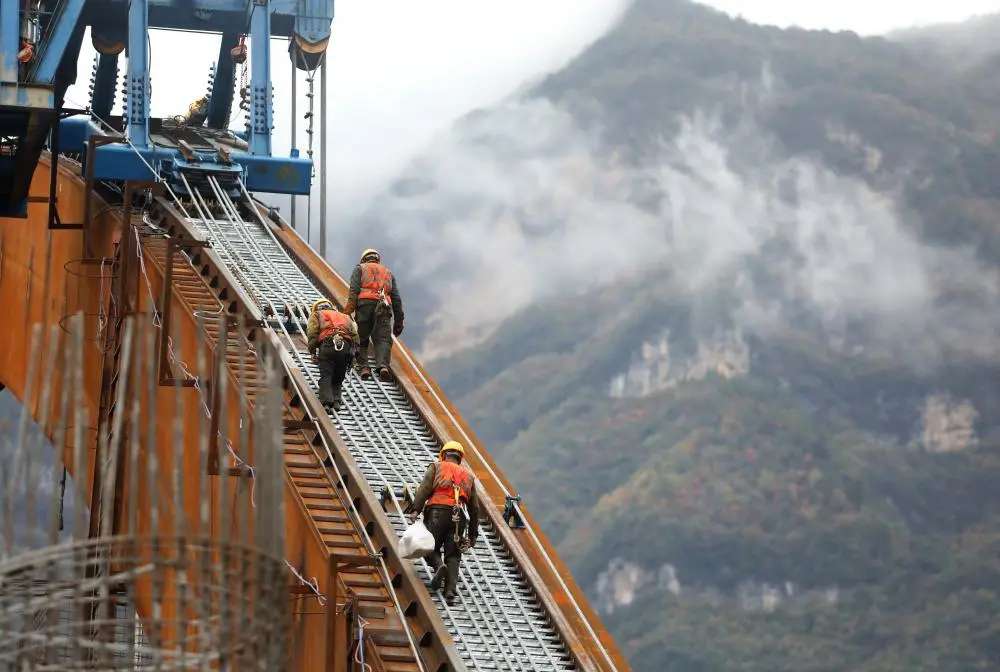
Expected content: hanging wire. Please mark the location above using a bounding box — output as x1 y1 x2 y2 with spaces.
131 209 262 506
284 560 326 607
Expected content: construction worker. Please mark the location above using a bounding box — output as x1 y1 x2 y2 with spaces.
306 298 358 411
183 94 209 126
407 440 479 605
343 248 404 381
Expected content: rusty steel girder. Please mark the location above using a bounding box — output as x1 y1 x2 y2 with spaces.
1 157 629 672
260 202 630 672
141 197 447 671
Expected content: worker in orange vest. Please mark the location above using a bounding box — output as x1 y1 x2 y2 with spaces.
307 298 359 411
407 441 480 604
342 248 404 382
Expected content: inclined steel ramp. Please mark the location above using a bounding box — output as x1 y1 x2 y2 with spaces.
175 174 580 671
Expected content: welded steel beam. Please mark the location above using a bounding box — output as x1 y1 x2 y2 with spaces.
91 54 118 121
248 0 272 156
206 31 239 129
30 0 87 84
126 0 150 149
0 0 19 84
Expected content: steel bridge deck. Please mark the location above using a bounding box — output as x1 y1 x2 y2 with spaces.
183 183 577 671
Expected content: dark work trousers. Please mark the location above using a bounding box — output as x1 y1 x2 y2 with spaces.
317 338 353 406
423 504 466 595
355 300 393 370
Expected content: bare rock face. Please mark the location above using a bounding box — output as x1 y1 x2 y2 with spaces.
738 581 784 613
594 558 651 614
921 394 979 453
609 330 750 398
594 559 684 614
824 122 884 174
658 564 681 596
593 558 844 616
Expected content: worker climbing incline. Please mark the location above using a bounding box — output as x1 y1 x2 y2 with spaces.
407 441 480 605
307 298 359 410
343 248 404 381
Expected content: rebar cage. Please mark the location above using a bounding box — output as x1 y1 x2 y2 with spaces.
0 311 289 671
0 535 290 670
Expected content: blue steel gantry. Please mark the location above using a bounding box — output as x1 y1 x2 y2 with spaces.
0 0 334 216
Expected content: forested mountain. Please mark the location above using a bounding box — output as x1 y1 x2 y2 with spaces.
354 1 1000 669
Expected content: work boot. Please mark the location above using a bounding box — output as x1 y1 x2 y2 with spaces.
443 555 460 604
359 366 372 380
430 565 447 592
378 367 391 382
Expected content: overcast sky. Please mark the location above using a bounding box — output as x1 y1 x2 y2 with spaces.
703 0 999 34
64 0 996 237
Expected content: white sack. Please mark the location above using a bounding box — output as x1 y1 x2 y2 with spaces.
399 519 435 559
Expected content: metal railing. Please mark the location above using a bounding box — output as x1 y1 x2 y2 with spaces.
180 177 578 671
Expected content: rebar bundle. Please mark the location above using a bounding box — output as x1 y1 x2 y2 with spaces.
0 313 289 670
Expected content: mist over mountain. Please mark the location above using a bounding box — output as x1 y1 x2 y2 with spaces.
893 12 1000 70
351 1 1000 669
356 0 1000 367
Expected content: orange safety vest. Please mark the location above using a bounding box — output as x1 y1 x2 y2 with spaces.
358 262 393 303
426 460 474 508
318 309 355 342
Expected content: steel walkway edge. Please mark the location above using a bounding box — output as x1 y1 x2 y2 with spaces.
267 204 629 672
144 186 628 672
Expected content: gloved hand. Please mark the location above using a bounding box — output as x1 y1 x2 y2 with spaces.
393 320 404 337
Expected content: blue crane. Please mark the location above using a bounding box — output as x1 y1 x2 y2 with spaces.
0 0 334 216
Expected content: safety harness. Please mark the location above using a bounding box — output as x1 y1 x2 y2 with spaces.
429 461 474 551
318 309 355 352
358 263 394 309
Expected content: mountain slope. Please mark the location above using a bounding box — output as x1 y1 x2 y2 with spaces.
356 1 1000 669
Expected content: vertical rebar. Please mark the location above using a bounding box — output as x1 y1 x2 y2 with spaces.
99 319 134 538
41 326 64 672
196 312 213 665
26 324 59 550
120 320 141 665
235 314 251 664
69 313 88 662
257 336 287 665
49 324 70 545
4 323 42 557
139 317 165 671
171 316 189 667
215 314 231 666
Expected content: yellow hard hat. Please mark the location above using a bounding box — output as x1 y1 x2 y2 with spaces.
440 440 465 461
311 298 334 313
360 248 381 263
